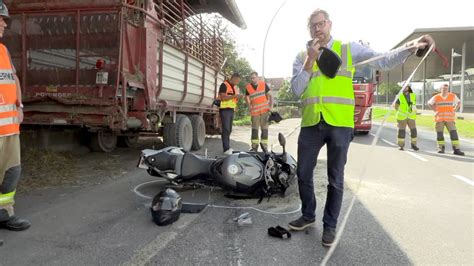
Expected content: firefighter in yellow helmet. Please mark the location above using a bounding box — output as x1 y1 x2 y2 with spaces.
0 0 31 231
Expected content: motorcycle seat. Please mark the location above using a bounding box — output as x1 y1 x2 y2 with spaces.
181 153 214 179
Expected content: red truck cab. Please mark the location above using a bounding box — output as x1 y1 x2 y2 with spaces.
353 69 378 135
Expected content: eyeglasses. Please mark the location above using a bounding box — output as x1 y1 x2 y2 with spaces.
310 20 328 30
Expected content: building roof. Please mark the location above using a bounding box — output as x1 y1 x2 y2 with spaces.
188 0 247 29
265 77 285 91
381 27 474 83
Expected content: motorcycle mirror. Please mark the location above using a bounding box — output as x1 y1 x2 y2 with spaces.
278 133 286 154
278 133 286 147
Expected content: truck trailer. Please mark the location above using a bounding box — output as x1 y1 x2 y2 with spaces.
4 0 245 152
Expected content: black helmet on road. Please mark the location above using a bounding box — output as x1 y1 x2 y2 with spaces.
150 188 182 226
0 1 9 18
268 111 283 123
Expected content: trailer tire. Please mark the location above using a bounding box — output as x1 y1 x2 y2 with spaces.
117 134 139 147
90 130 117 152
190 115 206 150
163 123 175 147
163 114 193 151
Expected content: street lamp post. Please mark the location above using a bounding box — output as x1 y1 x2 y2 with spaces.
262 0 287 80
449 48 462 92
460 42 466 113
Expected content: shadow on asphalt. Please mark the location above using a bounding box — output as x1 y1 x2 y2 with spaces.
3 134 412 265
144 178 412 265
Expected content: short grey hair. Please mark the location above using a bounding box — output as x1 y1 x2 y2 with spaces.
307 9 330 29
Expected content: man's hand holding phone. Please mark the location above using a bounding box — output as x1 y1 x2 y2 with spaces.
306 38 321 60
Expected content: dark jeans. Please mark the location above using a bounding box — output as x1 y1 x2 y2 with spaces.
297 121 353 229
219 108 234 151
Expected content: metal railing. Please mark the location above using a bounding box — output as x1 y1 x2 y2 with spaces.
154 0 224 68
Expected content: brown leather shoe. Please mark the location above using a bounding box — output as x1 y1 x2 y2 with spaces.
0 216 31 231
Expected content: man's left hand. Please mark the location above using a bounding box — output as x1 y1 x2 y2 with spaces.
18 108 23 123
408 34 435 51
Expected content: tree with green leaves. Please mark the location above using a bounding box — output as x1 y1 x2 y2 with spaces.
277 78 298 101
221 39 254 119
377 82 401 95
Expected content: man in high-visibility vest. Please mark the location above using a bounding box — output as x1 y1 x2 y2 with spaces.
245 72 273 151
289 8 434 247
394 85 419 151
427 84 464 156
218 73 242 155
0 1 31 231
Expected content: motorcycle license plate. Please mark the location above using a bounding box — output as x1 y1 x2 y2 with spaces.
137 156 148 169
96 71 109 85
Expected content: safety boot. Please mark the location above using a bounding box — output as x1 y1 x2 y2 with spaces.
0 216 31 231
453 149 465 156
411 144 419 151
438 146 445 154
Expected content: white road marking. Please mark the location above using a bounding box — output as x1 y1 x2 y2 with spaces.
123 232 178 266
425 151 474 161
132 180 162 199
381 139 397 146
372 121 474 145
452 175 474 186
369 133 397 146
405 151 428 162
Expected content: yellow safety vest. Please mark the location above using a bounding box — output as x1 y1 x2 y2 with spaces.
396 93 416 120
301 40 355 128
219 81 237 109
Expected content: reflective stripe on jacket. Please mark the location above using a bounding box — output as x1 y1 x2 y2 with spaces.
246 81 270 116
396 93 416 120
301 40 355 128
433 93 456 122
220 81 237 109
0 43 19 137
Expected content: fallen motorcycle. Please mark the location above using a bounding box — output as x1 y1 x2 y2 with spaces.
138 133 297 199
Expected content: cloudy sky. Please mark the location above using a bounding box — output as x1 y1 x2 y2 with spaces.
229 0 473 78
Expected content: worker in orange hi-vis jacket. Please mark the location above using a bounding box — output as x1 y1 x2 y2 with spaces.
245 72 273 152
0 0 31 231
427 84 465 156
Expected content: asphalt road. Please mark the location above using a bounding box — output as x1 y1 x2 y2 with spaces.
0 119 472 265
